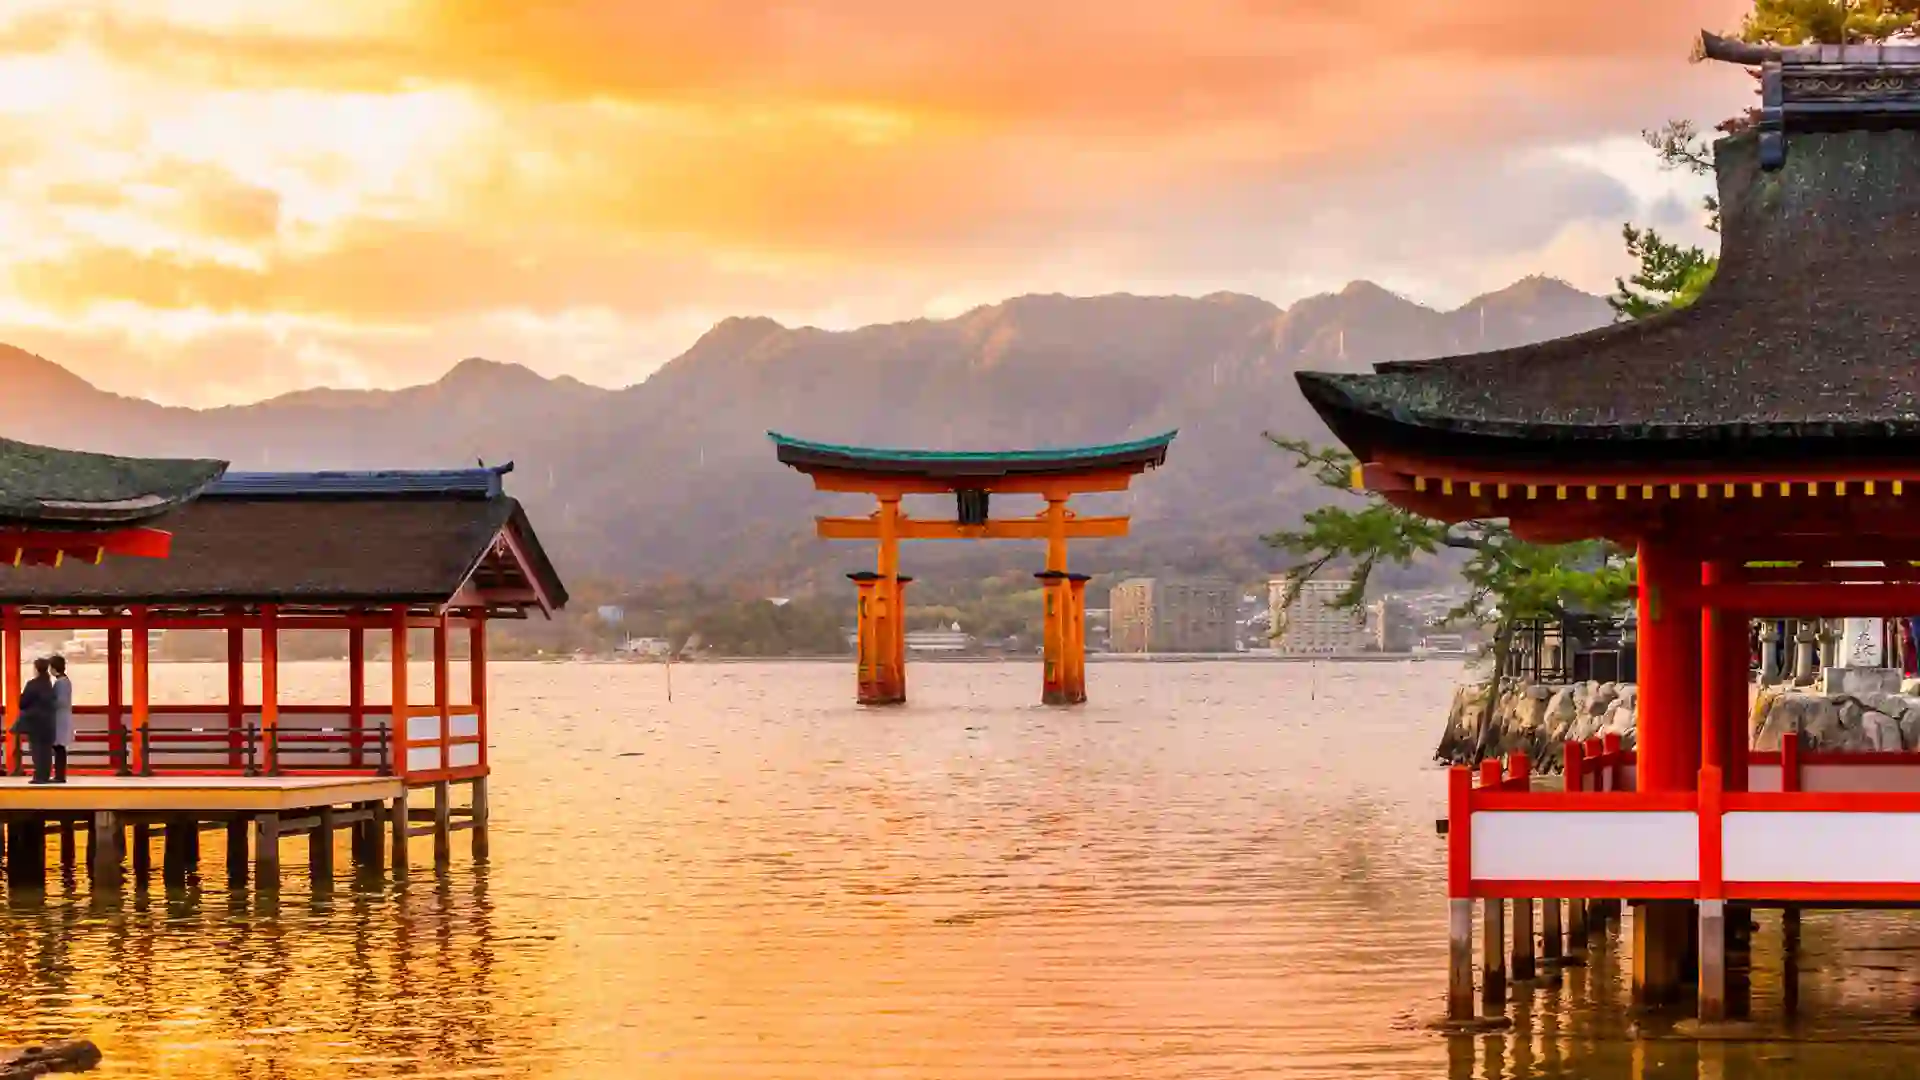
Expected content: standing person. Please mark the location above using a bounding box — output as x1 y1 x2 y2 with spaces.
48 654 72 783
18 657 53 785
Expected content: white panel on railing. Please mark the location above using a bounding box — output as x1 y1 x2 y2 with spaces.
1747 764 1784 793
1801 765 1920 793
407 715 442 742
448 743 480 769
1620 765 1638 791
449 713 479 738
406 747 442 773
1726 811 1920 883
1472 811 1698 881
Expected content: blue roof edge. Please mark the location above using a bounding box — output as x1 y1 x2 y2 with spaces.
206 463 515 499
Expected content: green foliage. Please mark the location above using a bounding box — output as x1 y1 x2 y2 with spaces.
1741 0 1920 44
1610 225 1719 319
1261 436 1635 635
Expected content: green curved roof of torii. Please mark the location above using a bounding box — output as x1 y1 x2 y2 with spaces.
768 431 1176 478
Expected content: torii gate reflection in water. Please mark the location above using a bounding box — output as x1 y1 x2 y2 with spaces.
770 432 1175 705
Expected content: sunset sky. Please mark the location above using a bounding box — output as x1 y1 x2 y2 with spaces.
0 0 1751 405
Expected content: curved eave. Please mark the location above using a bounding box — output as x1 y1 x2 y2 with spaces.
1297 371 1920 473
768 431 1175 479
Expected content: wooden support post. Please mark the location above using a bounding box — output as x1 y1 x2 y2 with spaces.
2 608 18 776
163 818 191 887
1633 901 1692 1005
1543 897 1563 968
310 806 335 884
1698 899 1727 1022
226 819 248 887
849 573 887 705
348 626 366 770
433 780 452 866
226 625 243 772
390 790 409 876
5 819 43 888
108 628 126 774
1783 907 1801 1018
390 607 410 780
131 607 150 775
1568 898 1589 962
132 823 152 879
254 812 280 888
1512 897 1537 982
433 616 451 774
874 498 906 704
469 614 488 773
90 812 120 890
261 604 280 776
1064 574 1090 704
1482 897 1506 1010
364 800 385 873
58 820 75 872
1448 898 1475 1023
471 776 490 861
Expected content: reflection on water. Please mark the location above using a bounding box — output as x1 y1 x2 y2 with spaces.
4 660 1920 1076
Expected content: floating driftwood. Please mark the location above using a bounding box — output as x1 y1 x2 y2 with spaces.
0 1041 103 1078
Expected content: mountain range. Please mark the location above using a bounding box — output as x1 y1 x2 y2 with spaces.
3 277 1613 589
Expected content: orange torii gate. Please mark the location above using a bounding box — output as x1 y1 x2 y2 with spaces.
770 432 1175 705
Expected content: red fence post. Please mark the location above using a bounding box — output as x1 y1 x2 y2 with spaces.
1782 731 1801 793
1565 740 1586 793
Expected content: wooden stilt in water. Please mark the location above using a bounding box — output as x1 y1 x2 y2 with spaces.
1482 897 1507 1010
162 820 187 886
226 818 248 887
6 819 45 888
389 791 409 877
58 820 75 872
254 812 280 887
433 781 451 867
1567 898 1589 962
1634 901 1692 1005
1783 907 1801 1018
132 823 152 880
1448 898 1475 1022
470 776 489 861
364 800 385 873
1698 900 1727 1021
90 812 120 890
1543 897 1563 968
1512 898 1537 981
310 807 335 885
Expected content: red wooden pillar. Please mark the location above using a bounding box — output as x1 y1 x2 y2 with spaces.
261 604 280 775
3 606 19 775
469 615 488 771
390 607 410 779
225 624 243 771
1701 560 1730 784
1637 539 1702 793
130 606 150 774
348 627 366 770
433 614 451 773
108 627 126 774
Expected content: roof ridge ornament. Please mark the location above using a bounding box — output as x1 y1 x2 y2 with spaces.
1697 29 1920 170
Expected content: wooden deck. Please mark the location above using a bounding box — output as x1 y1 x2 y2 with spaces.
0 775 403 814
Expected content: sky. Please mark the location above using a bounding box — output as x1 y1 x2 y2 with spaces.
0 0 1753 406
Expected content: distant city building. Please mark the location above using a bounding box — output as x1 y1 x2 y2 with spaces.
1269 575 1370 655
1369 597 1417 653
1109 578 1236 653
906 624 972 653
619 636 672 657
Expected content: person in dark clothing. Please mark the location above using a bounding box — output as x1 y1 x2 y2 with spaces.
19 657 54 784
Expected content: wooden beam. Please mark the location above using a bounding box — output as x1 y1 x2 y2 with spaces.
815 515 1131 541
805 468 1145 498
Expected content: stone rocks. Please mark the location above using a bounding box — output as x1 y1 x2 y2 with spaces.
1749 689 1920 752
1435 679 1637 767
0 1042 102 1078
1821 666 1903 697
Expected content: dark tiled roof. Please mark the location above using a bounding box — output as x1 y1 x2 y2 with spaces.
0 437 225 527
1296 52 1920 469
207 465 509 499
770 431 1175 478
0 480 567 611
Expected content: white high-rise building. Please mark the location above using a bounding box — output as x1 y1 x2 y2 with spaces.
1269 575 1371 655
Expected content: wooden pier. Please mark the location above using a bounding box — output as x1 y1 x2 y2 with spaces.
0 467 567 893
0 775 488 888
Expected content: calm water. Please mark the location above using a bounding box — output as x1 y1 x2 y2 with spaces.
6 661 1920 1077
